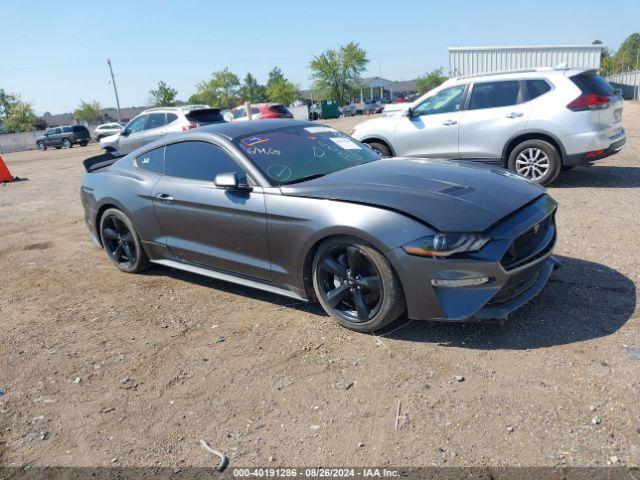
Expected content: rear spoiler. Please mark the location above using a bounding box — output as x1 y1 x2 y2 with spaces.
83 153 120 172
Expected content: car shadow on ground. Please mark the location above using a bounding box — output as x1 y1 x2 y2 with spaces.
552 165 640 188
378 255 636 350
147 255 635 351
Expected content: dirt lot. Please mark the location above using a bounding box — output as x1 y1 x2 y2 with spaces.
1 105 639 469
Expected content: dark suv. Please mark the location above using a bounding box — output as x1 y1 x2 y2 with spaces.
36 125 91 150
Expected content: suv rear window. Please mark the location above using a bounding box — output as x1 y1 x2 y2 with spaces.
186 108 225 124
269 104 291 114
71 125 89 134
570 73 614 96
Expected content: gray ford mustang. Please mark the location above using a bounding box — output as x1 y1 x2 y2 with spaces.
81 119 558 332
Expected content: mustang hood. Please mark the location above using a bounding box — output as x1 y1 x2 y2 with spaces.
280 158 545 232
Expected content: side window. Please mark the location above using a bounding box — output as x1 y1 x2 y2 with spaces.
147 113 167 130
525 80 551 101
54 128 62 134
166 113 178 124
63 126 72 133
126 116 147 133
136 146 165 174
469 81 521 110
233 107 246 119
412 85 466 116
164 141 242 182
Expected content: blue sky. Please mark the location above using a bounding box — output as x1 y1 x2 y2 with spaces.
3 0 639 114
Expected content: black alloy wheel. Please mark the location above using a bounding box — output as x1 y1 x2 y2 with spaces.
313 237 405 332
99 208 149 273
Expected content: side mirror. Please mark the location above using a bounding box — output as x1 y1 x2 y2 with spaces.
120 129 129 137
402 108 413 117
215 172 239 189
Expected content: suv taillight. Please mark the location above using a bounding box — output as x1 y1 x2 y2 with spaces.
567 94 609 111
182 124 197 131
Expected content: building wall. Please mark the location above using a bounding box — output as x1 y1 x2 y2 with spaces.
606 71 640 100
448 45 603 77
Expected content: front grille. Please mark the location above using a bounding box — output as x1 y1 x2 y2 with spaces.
501 215 554 270
488 268 541 305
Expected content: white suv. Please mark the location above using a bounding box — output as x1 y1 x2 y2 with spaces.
351 68 626 185
100 105 225 156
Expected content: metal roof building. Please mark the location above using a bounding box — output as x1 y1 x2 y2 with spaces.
448 45 604 77
606 70 640 100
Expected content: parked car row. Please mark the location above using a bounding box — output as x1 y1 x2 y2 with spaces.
351 67 626 185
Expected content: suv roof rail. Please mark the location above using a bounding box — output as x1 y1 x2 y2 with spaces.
449 67 562 81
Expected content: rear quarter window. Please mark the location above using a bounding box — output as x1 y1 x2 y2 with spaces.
136 146 165 174
525 79 552 100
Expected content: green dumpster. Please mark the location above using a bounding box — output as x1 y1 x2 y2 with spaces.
320 100 340 119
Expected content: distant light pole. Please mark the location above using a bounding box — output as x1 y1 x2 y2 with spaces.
106 59 121 123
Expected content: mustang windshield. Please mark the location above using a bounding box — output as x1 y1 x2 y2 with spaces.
234 125 381 185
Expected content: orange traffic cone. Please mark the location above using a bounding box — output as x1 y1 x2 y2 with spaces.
0 154 15 183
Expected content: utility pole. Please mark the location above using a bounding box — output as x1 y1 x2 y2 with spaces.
106 59 121 123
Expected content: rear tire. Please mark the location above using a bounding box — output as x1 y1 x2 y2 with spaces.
312 236 405 332
507 139 561 186
61 138 72 149
367 141 392 157
80 142 88 147
99 208 150 273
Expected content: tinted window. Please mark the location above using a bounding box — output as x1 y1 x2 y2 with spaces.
72 125 89 133
164 141 242 182
234 125 381 185
526 80 552 100
570 73 614 96
469 81 521 110
63 126 72 133
185 109 224 124
136 146 164 174
269 104 290 114
412 85 466 116
233 108 246 119
147 113 167 130
166 113 178 124
126 116 147 133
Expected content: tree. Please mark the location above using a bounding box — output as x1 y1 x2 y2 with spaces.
599 33 640 76
3 100 36 132
148 81 178 107
262 67 298 105
74 100 102 123
189 68 240 109
0 89 19 117
310 42 369 105
415 68 448 95
239 73 267 103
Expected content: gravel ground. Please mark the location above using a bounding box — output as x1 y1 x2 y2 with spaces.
1 104 639 469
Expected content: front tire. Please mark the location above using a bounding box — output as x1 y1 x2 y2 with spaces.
37 141 46 151
507 139 561 186
312 236 405 332
99 208 150 273
366 141 391 157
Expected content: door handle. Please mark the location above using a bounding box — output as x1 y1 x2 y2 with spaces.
155 193 174 202
506 112 524 118
442 120 458 126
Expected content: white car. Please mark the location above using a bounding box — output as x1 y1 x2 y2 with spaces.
94 122 123 141
100 105 225 156
351 67 626 185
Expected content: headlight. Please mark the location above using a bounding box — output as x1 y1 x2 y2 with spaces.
402 233 489 258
